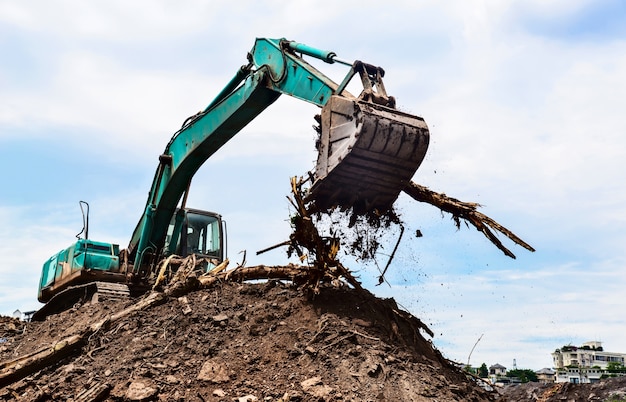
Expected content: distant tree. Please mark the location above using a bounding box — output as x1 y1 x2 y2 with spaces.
607 362 626 372
506 369 537 383
479 363 489 378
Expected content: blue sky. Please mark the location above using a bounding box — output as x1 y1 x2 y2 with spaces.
2 1 626 371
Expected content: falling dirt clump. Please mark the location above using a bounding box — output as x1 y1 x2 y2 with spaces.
1 281 497 401
313 207 403 263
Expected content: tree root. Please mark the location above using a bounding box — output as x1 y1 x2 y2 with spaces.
403 181 535 258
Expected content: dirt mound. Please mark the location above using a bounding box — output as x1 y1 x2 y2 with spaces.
498 377 626 401
1 280 496 401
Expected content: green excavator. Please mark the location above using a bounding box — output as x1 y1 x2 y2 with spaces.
33 37 430 320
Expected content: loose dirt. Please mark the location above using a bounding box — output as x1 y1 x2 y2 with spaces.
1 280 498 401
5 280 626 401
499 378 626 401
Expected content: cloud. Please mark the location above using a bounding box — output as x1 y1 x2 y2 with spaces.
513 0 626 41
0 204 82 314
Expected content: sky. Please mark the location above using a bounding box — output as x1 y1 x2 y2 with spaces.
1 0 626 371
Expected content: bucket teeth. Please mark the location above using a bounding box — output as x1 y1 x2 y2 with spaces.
308 95 429 213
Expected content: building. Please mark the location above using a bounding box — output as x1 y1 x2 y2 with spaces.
551 341 626 383
488 364 507 385
489 363 507 376
536 368 555 384
554 367 606 384
552 341 625 370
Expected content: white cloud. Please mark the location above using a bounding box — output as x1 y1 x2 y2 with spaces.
0 205 81 315
0 1 226 41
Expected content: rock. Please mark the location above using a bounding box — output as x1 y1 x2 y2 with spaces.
249 323 263 336
126 380 157 401
211 314 228 324
282 391 303 401
197 359 230 383
237 394 257 402
300 376 322 388
300 376 333 398
213 388 226 397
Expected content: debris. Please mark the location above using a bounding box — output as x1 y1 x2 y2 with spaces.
0 291 166 388
125 380 157 401
178 296 192 315
0 171 534 400
300 376 333 398
197 359 230 383
0 281 499 400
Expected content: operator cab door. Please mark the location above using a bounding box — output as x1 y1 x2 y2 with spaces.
165 209 225 265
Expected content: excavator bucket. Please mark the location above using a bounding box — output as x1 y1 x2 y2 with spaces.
308 95 429 213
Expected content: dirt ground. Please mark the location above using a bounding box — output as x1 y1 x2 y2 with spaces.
498 377 626 401
6 280 626 401
1 280 499 401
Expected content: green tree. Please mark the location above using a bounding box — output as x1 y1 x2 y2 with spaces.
506 369 538 383
479 363 489 378
607 362 626 372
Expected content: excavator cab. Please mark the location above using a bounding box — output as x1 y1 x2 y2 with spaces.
164 208 225 265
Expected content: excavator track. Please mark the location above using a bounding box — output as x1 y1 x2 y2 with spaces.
309 95 430 213
89 281 131 303
32 281 131 321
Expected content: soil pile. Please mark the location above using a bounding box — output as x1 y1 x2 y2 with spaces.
1 280 497 401
499 377 626 401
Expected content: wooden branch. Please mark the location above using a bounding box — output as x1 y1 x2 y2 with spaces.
198 264 314 287
0 333 85 388
403 181 535 258
378 225 404 285
288 177 364 291
256 240 292 255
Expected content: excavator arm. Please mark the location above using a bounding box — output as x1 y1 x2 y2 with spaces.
128 37 430 274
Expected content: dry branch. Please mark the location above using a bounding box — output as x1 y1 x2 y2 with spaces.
199 264 314 287
0 334 84 388
403 181 535 258
266 176 366 292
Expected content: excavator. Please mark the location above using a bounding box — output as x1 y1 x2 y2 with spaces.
33 37 430 320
